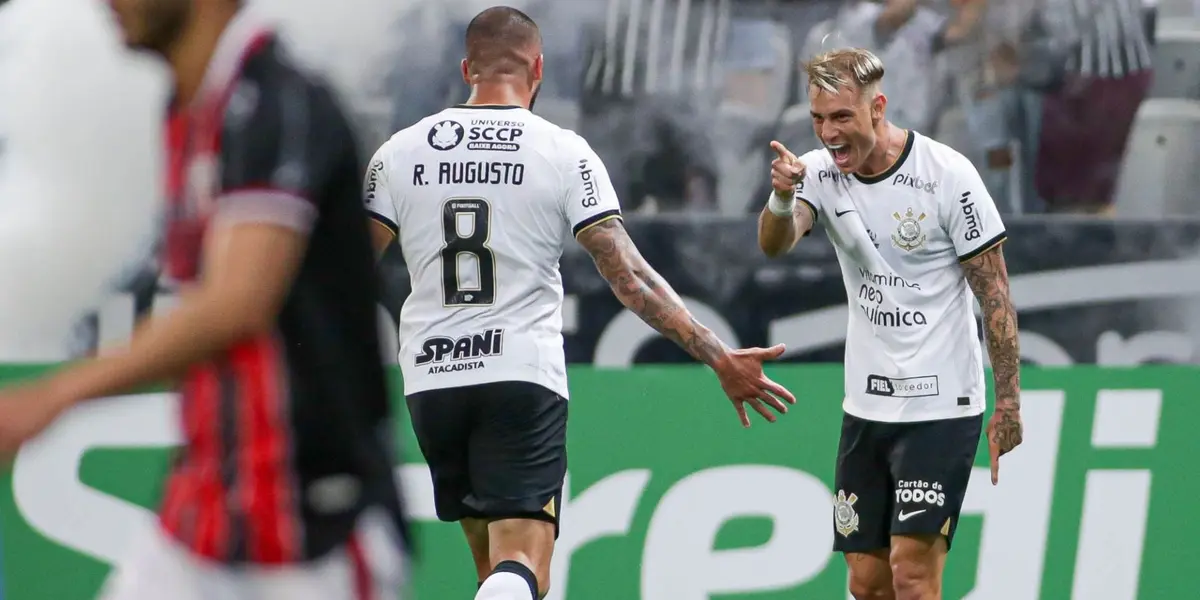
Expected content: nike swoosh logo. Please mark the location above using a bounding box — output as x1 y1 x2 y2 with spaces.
897 509 926 522
835 209 856 217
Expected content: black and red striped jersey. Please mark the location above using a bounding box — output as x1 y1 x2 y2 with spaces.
158 11 408 565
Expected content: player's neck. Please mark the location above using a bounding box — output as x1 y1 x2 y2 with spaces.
166 6 239 107
857 122 906 178
464 84 530 109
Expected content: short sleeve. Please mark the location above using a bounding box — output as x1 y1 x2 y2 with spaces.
559 133 623 237
363 146 398 235
795 149 827 232
945 159 1007 261
216 75 349 234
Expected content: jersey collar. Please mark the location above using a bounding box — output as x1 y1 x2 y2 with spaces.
451 104 524 110
853 129 915 185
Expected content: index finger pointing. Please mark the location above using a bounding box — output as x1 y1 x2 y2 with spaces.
989 436 1000 485
770 140 796 163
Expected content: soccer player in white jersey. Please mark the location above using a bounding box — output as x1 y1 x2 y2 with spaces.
757 48 1023 600
364 7 796 600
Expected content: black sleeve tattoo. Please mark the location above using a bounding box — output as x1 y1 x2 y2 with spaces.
962 244 1022 446
576 218 729 366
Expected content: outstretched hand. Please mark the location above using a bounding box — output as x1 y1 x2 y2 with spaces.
712 344 797 427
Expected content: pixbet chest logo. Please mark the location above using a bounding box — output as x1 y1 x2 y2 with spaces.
892 172 939 195
818 168 851 183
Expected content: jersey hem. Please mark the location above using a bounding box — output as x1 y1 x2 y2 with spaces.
451 104 523 110
841 399 985 423
401 373 570 400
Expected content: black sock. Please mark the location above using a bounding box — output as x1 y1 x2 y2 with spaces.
492 560 537 598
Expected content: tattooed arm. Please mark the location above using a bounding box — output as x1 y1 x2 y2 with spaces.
575 218 730 366
961 244 1024 473
563 135 794 427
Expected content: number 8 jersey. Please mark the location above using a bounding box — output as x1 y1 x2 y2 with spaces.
364 105 621 397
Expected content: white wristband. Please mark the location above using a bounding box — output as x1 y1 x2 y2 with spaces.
767 191 795 217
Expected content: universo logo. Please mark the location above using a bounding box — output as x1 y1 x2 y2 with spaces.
7 385 1166 599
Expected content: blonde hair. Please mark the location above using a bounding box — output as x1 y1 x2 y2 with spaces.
803 48 885 97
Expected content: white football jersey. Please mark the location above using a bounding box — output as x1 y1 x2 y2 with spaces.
365 105 621 397
795 131 1006 422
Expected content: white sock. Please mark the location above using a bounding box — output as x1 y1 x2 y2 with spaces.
474 571 536 600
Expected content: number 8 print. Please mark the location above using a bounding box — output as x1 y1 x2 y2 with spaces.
440 197 496 306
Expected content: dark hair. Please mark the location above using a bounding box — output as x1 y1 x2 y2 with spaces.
464 6 542 77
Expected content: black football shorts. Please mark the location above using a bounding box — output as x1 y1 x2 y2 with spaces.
831 411 983 553
405 381 567 537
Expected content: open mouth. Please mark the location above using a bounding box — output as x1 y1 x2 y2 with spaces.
826 143 852 168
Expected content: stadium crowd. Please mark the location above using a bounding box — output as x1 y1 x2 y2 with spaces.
2 0 1191 219
372 0 1192 219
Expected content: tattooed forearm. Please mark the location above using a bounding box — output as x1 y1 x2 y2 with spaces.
962 245 1020 410
576 218 729 366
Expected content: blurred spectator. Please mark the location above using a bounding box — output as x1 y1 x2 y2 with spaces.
376 0 730 215
716 13 801 214
800 0 951 134
939 0 1033 213
739 0 989 213
775 2 985 158
578 0 727 213
378 2 487 134
981 0 1153 215
377 0 598 140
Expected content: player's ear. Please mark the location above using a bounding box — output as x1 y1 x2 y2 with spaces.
532 54 544 85
461 58 471 85
872 92 887 125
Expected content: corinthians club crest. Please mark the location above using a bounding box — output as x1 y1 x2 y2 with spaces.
891 207 927 252
834 489 860 537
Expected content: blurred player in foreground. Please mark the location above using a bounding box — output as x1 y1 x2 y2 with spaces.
0 1 409 598
758 48 1022 600
365 6 795 599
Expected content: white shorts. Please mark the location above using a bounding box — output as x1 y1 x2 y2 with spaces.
97 509 407 600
